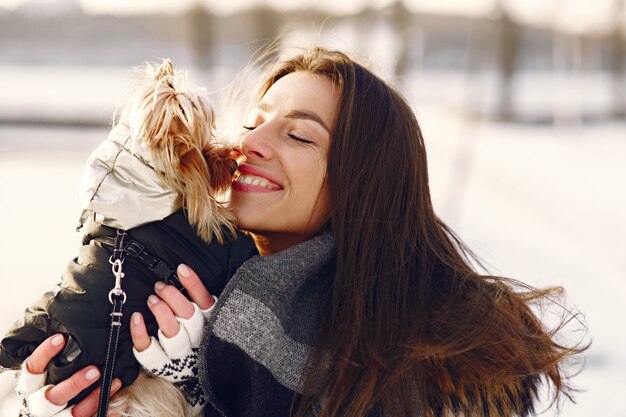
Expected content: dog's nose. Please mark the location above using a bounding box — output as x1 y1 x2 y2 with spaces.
230 147 243 159
229 159 238 175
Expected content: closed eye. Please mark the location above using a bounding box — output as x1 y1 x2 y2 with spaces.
243 125 313 144
287 133 313 144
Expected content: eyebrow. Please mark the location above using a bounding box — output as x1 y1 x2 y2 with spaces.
254 103 331 134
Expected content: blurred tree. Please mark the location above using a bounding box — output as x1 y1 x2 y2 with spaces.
387 0 411 83
187 2 215 69
251 5 281 65
494 0 520 121
464 18 491 117
354 5 377 60
610 0 626 118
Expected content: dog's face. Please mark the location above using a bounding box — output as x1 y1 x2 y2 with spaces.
204 145 237 193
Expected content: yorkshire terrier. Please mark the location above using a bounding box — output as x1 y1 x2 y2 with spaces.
1 59 257 416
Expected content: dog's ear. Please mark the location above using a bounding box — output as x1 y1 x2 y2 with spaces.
204 145 237 193
174 143 235 245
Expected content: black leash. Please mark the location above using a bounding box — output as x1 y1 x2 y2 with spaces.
96 229 127 417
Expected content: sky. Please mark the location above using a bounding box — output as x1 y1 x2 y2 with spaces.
0 0 622 34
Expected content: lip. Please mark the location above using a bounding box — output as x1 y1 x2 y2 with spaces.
235 163 283 189
232 163 283 193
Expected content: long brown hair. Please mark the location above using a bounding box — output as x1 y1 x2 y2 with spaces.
254 47 587 417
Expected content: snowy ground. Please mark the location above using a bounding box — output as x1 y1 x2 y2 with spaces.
0 65 624 416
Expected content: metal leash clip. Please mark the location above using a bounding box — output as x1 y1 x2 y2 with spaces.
108 256 127 304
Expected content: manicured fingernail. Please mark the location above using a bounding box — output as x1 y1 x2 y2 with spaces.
154 281 166 291
148 295 160 305
132 312 141 325
112 379 122 391
177 264 190 278
85 368 100 380
51 335 64 346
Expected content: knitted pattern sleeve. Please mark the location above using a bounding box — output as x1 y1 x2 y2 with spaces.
133 299 217 414
15 362 74 417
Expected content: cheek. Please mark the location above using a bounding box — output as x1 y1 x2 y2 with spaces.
296 171 330 228
305 156 330 219
312 184 331 221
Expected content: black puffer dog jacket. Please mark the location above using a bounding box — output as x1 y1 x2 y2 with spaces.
0 211 257 403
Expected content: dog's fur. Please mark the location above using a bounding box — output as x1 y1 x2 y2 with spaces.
108 59 236 416
109 372 194 417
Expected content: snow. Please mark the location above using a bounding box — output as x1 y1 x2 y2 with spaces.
0 65 624 416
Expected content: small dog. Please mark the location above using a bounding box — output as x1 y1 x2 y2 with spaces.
1 60 257 417
93 58 236 243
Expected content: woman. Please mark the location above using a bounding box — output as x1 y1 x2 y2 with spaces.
17 46 586 417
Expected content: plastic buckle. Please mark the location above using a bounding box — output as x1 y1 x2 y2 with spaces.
125 241 144 257
165 274 185 291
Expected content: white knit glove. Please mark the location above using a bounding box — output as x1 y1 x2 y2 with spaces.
133 298 216 413
15 363 74 417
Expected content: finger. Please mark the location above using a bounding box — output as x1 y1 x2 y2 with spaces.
70 378 122 417
154 281 194 320
179 303 208 347
26 334 66 374
130 312 151 352
177 264 214 310
45 366 100 406
147 294 180 338
133 337 170 374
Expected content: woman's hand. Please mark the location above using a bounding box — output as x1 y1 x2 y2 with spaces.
16 334 122 417
130 264 217 411
131 263 215 347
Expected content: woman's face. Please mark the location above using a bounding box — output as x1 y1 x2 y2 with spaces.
230 71 339 253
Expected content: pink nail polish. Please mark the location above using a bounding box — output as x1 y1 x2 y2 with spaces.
178 264 190 278
51 335 64 346
85 368 100 380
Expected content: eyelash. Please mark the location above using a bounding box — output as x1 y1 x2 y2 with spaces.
242 126 313 144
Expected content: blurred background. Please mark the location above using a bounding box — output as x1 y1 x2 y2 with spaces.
0 0 624 415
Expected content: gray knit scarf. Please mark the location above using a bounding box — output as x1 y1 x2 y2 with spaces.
198 234 337 416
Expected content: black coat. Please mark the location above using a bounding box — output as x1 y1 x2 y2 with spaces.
0 210 257 403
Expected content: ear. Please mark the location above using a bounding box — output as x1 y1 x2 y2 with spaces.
204 145 237 192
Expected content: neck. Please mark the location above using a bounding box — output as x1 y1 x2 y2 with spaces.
249 232 310 256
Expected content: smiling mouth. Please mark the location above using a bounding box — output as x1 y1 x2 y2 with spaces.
234 173 281 190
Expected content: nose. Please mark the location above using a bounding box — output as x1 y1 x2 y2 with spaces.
238 123 275 160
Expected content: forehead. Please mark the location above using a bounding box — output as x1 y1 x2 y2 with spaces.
260 71 340 131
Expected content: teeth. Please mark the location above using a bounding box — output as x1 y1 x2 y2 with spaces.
236 174 278 189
